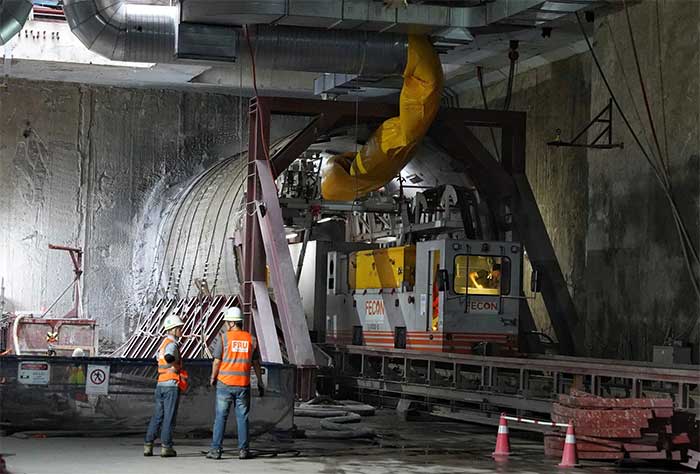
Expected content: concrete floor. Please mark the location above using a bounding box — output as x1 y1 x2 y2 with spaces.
1 411 687 474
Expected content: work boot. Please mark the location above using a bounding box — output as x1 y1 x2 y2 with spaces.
143 443 153 457
205 449 222 460
239 448 250 460
160 447 177 458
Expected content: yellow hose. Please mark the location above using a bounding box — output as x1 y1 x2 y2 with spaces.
320 35 444 201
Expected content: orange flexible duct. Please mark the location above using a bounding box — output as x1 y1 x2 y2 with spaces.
320 35 443 201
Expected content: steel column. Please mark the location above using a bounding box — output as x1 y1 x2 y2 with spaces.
503 118 578 354
243 97 270 330
255 160 316 367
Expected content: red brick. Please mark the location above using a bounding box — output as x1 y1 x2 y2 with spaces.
623 442 660 452
558 394 673 410
627 451 667 460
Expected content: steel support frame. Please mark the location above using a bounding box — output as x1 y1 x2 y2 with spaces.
48 244 83 319
430 109 578 355
332 346 698 415
243 98 270 329
244 96 579 361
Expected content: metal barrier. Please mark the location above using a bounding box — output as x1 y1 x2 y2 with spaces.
0 356 295 435
328 345 699 426
502 415 569 428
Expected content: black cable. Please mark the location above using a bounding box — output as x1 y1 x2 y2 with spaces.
653 0 671 176
503 58 515 111
477 66 501 161
623 0 667 183
623 0 699 267
576 11 700 336
605 12 700 278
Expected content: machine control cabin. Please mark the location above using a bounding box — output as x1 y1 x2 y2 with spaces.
326 238 523 354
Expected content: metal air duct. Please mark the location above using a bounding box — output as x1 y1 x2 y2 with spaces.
248 25 407 75
62 0 177 62
62 0 409 75
0 0 32 45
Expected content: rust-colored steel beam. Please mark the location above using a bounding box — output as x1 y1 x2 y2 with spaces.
242 97 271 331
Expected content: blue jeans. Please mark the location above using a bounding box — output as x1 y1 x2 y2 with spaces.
145 385 179 448
210 385 250 451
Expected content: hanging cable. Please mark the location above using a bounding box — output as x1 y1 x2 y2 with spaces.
575 12 700 328
502 41 518 111
622 0 699 269
477 66 501 161
243 25 272 164
623 0 668 185
653 0 671 176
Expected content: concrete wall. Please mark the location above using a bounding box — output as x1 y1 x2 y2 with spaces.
0 80 252 348
585 0 699 360
459 0 699 360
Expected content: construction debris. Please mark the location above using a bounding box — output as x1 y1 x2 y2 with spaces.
545 390 699 467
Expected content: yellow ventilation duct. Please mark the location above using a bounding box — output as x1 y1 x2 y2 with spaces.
320 35 443 201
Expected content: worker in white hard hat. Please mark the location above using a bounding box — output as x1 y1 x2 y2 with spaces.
205 307 264 460
144 314 185 458
68 348 86 385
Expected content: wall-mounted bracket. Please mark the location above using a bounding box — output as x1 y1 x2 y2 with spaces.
547 99 623 150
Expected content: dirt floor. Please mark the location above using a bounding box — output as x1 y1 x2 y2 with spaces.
1 410 690 474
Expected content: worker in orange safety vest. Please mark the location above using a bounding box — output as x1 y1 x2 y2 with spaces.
205 307 264 460
144 314 185 458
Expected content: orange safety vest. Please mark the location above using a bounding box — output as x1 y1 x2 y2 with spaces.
157 337 180 383
217 330 252 387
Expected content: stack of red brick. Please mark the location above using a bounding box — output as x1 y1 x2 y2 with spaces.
545 390 699 469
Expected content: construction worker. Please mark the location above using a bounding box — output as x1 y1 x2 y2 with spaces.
68 348 86 384
469 263 501 290
144 314 185 458
206 307 264 460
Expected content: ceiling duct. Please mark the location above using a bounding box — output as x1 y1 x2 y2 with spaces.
180 0 548 33
0 0 32 45
62 0 177 62
248 25 407 75
62 0 408 75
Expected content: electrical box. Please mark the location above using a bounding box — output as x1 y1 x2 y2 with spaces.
349 245 416 289
653 345 692 365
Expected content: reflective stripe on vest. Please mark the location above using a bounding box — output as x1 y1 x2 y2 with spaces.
157 337 179 383
217 330 252 387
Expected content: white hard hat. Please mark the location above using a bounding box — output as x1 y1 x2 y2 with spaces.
223 307 243 322
72 348 85 357
163 314 185 331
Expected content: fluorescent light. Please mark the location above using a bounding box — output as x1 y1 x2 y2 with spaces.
317 217 334 223
376 236 397 243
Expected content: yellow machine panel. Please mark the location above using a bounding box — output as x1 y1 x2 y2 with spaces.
349 245 416 289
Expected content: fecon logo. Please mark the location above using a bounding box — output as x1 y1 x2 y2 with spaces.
365 299 385 317
468 300 498 312
231 341 250 352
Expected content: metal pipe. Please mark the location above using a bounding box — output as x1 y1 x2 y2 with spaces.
0 0 32 45
249 25 407 76
62 0 177 62
12 313 23 356
295 221 312 284
61 1 408 75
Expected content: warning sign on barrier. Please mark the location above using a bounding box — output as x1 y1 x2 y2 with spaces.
86 364 110 395
18 361 50 385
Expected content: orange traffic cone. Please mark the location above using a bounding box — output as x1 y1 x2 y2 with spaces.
492 413 511 460
558 422 579 468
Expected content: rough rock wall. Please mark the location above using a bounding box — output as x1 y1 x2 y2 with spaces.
459 54 592 350
459 0 700 360
585 0 699 360
0 79 302 348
